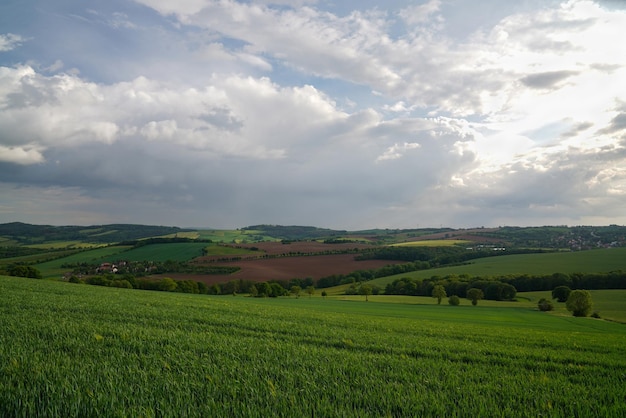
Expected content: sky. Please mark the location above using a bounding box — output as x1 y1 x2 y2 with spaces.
1 0 626 230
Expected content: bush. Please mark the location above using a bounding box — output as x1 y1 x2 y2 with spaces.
68 275 82 284
551 286 571 302
537 298 554 311
448 295 460 306
110 280 133 289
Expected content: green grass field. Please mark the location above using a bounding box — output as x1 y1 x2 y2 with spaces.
370 247 626 288
1 275 625 417
98 242 209 263
193 229 278 243
331 290 626 323
31 242 257 279
390 239 471 247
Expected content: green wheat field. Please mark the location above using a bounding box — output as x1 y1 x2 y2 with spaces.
2 275 625 417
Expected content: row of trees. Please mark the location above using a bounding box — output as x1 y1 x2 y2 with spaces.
72 274 208 294
1 264 43 279
65 260 240 277
70 273 320 298
496 271 626 292
384 277 517 301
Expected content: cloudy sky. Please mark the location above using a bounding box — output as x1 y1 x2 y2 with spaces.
1 0 625 229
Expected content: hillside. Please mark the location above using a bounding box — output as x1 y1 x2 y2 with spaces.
0 222 193 245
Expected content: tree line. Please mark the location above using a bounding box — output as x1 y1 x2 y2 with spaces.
383 270 626 301
384 277 516 301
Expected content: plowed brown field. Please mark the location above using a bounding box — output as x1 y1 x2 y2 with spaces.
156 252 403 285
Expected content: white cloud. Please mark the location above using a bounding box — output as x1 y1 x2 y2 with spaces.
398 0 442 26
376 142 421 162
0 145 44 165
0 33 25 52
2 0 626 228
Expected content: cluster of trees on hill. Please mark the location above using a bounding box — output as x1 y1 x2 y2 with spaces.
475 225 626 249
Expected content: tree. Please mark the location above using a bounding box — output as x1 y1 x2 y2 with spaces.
321 290 327 298
305 286 315 298
448 295 460 306
158 277 178 292
290 285 302 298
431 285 447 304
538 298 554 311
257 282 271 297
566 290 593 317
269 283 286 297
466 288 484 306
552 285 572 303
249 284 258 297
485 282 517 301
359 284 372 302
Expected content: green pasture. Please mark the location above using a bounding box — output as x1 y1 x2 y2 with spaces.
390 239 471 247
25 241 103 249
1 275 625 417
194 229 278 243
0 249 81 266
330 290 626 323
99 242 208 263
34 246 132 278
370 247 626 288
520 290 626 323
158 231 201 239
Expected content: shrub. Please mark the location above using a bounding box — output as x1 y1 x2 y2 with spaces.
68 275 82 284
110 280 133 289
551 286 571 303
448 295 460 306
537 298 554 311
